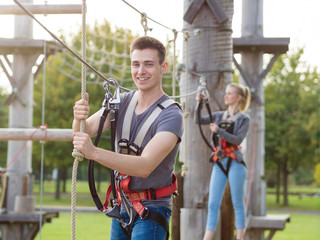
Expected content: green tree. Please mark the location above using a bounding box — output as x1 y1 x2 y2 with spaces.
314 163 320 186
265 48 319 205
32 21 135 198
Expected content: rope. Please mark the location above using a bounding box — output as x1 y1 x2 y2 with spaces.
170 29 178 97
140 12 152 36
38 39 47 240
71 1 86 239
181 32 190 177
121 0 176 31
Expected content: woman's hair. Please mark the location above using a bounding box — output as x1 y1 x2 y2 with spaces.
130 36 166 64
227 83 251 112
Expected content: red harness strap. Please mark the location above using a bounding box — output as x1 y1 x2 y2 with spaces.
104 174 178 216
211 139 239 162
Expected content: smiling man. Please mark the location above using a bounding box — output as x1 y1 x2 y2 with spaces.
72 36 183 240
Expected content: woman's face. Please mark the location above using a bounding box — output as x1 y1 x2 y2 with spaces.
224 86 241 106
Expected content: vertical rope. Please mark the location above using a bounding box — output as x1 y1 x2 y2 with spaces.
171 29 178 98
71 1 86 239
181 32 190 177
39 39 47 240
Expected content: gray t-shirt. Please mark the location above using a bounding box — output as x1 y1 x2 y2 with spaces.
116 90 183 207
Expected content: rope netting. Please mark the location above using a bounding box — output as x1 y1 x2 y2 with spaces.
54 27 179 93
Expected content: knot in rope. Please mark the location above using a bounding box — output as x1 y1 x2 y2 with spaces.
140 12 152 35
72 148 84 162
181 164 189 177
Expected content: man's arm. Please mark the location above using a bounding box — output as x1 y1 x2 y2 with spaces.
73 131 179 178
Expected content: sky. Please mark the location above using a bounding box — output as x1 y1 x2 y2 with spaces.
0 0 319 90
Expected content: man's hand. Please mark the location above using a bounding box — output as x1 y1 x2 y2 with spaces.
73 132 96 159
73 93 90 121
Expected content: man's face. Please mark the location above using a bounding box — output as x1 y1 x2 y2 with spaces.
130 48 167 92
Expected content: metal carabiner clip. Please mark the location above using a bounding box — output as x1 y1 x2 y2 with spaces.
107 78 120 109
198 76 210 102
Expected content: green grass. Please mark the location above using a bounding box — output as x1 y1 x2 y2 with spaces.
34 212 112 240
265 212 320 240
266 193 320 212
31 182 320 239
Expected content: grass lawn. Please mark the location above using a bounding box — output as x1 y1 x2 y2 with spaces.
35 212 111 240
31 181 320 239
265 212 320 240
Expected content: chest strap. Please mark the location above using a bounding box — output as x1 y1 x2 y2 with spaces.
119 91 177 155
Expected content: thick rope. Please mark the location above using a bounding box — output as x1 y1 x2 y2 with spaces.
181 32 190 177
71 1 86 239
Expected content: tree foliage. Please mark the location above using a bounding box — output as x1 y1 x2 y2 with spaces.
32 21 136 184
265 48 319 202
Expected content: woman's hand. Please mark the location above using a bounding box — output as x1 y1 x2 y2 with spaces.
210 122 219 133
196 92 202 102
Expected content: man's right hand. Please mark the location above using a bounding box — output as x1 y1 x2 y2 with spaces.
73 92 90 121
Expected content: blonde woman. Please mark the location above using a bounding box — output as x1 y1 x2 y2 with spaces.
195 83 251 240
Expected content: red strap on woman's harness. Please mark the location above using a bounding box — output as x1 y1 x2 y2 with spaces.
104 174 178 216
211 139 239 162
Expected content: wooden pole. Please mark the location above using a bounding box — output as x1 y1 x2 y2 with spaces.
241 1 266 239
180 1 234 239
0 4 81 15
0 128 73 141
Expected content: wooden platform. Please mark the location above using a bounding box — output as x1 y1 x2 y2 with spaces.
246 214 290 240
0 211 59 240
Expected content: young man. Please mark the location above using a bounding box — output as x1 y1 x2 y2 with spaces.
72 36 183 240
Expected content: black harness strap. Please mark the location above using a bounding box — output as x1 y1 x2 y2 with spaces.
197 99 234 177
88 107 109 211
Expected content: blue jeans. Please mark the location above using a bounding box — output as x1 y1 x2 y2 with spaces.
110 205 171 240
206 157 247 231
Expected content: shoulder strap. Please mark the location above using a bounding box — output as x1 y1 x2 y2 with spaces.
222 110 243 122
121 91 139 140
134 98 176 147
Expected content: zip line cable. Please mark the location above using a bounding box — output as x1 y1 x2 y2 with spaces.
121 0 177 32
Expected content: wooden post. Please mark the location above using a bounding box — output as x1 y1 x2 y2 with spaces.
180 1 234 239
240 1 265 239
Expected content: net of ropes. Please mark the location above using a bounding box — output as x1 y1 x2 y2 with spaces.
54 24 178 92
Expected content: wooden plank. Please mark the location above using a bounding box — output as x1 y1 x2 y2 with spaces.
0 38 60 55
0 211 59 223
233 37 290 54
0 128 73 141
0 4 81 15
247 214 291 230
183 0 205 24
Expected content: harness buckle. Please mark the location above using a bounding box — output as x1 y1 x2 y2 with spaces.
129 143 140 155
140 207 150 220
147 188 157 200
118 139 130 154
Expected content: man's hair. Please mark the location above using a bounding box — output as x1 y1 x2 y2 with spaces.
130 36 166 64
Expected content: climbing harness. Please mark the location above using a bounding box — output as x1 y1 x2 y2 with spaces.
196 79 245 177
88 89 179 239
